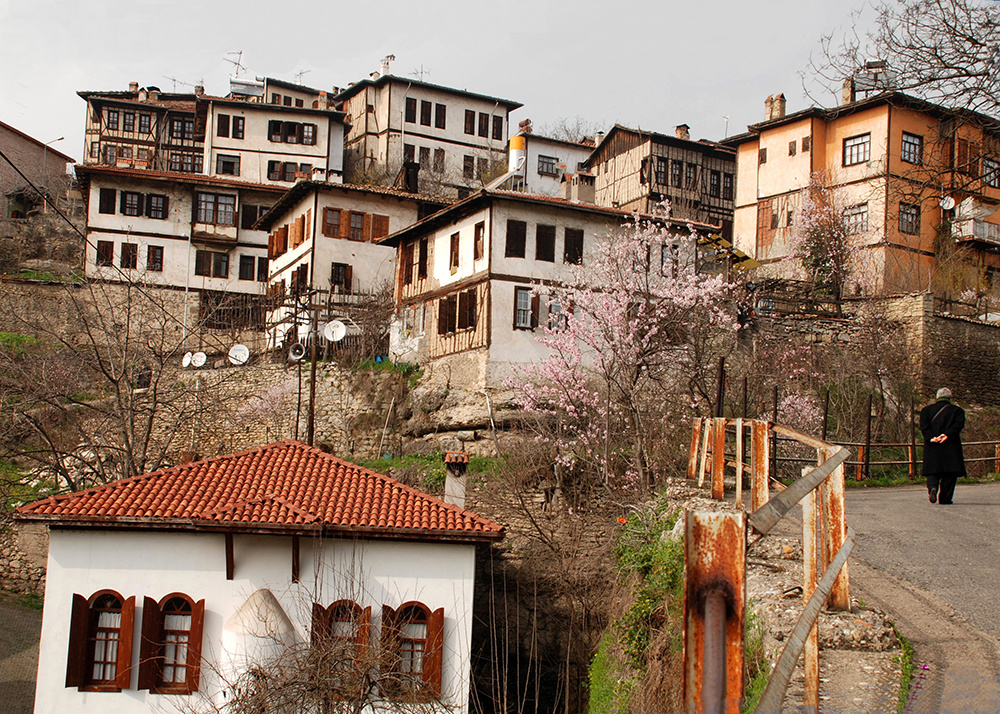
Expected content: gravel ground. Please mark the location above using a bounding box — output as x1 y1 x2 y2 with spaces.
0 591 40 714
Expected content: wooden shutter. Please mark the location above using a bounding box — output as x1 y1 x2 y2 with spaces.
344 265 353 294
184 598 205 693
137 596 161 690
311 602 330 646
423 607 445 698
119 191 128 214
115 595 136 689
65 593 89 688
530 295 539 329
381 605 399 674
438 299 449 335
322 208 332 237
372 214 390 239
358 605 372 650
468 289 477 329
512 289 519 328
362 213 372 242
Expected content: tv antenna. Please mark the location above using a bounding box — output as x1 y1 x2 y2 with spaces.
224 50 247 78
295 69 311 85
411 65 431 81
162 75 195 92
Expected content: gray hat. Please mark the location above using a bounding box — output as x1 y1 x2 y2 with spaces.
936 387 952 399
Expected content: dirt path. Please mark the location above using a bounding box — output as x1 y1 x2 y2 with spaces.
0 592 41 714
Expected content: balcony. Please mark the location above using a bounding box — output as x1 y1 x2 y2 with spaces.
953 219 1000 247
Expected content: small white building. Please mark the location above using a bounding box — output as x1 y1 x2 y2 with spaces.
335 59 522 197
511 131 595 197
257 180 446 347
16 439 503 714
382 188 720 388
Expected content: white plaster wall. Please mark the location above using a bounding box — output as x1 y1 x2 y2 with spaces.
84 176 268 295
521 137 593 197
35 528 478 714
203 103 345 185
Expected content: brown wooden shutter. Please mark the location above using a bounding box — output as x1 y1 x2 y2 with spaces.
185 599 205 693
322 208 332 237
381 605 399 674
372 214 390 239
344 265 353 294
66 593 89 688
137 596 161 690
423 607 445 697
531 295 539 329
362 213 372 242
358 605 372 650
115 595 136 689
311 602 330 646
512 289 519 329
438 299 449 335
468 289 477 329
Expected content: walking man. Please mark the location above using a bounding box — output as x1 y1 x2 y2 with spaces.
920 387 966 504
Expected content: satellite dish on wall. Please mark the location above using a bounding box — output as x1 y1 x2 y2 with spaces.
940 196 956 211
288 343 306 362
191 352 207 368
323 320 347 342
228 344 250 366
182 352 193 368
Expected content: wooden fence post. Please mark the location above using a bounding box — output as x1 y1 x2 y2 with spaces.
688 418 703 480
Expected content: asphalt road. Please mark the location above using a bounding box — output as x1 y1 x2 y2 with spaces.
845 482 1000 713
0 593 40 714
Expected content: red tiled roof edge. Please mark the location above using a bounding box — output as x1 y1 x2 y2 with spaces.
15 440 505 541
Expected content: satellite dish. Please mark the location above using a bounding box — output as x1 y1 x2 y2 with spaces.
323 320 347 342
228 343 250 366
940 196 956 211
182 352 193 368
191 352 207 368
288 343 306 362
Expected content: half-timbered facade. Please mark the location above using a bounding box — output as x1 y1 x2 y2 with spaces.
583 124 736 238
383 189 718 388
334 61 522 198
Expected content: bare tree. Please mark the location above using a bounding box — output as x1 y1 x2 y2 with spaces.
535 117 605 144
808 0 1000 117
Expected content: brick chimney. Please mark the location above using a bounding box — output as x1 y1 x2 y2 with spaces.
128 81 139 93
842 77 856 106
675 124 690 141
772 94 786 118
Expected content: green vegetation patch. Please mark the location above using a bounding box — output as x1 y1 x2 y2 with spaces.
742 601 769 713
0 331 40 356
893 623 915 713
587 631 635 714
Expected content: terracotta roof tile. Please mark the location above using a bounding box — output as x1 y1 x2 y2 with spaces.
16 440 503 542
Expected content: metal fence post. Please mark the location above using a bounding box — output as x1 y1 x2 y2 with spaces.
712 418 726 501
735 418 744 509
802 484 820 714
689 418 704 480
751 420 770 512
684 511 746 714
819 446 851 610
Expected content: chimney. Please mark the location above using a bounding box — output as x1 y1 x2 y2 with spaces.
194 85 204 97
772 94 786 119
675 124 690 141
443 452 469 508
764 94 775 120
594 130 605 146
842 77 856 106
560 172 596 204
128 81 139 93
147 87 160 102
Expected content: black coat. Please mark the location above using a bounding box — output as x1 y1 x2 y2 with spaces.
920 399 966 476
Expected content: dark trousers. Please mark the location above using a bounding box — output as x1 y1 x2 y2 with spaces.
927 472 959 504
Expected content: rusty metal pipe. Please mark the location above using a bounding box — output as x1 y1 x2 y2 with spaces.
702 588 728 714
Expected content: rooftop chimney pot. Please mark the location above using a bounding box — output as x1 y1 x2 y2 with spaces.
675 124 691 141
129 81 139 93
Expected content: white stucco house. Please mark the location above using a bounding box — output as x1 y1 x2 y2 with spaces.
382 188 725 389
16 440 503 714
255 180 447 348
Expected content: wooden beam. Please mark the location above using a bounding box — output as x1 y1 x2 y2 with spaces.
225 533 234 581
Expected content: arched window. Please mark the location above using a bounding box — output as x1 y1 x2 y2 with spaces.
137 593 205 694
311 599 371 652
381 601 444 699
66 589 136 690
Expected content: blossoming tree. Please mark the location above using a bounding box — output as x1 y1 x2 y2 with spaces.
510 210 736 491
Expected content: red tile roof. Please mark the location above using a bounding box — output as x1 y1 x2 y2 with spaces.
16 440 503 542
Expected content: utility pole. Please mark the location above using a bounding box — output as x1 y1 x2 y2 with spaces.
307 293 319 446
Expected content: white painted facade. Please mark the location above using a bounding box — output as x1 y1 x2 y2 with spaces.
261 182 443 347
201 98 346 186
514 134 594 197
35 528 478 714
336 71 521 194
81 167 282 297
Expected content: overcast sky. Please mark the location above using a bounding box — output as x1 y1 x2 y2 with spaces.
0 0 875 163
